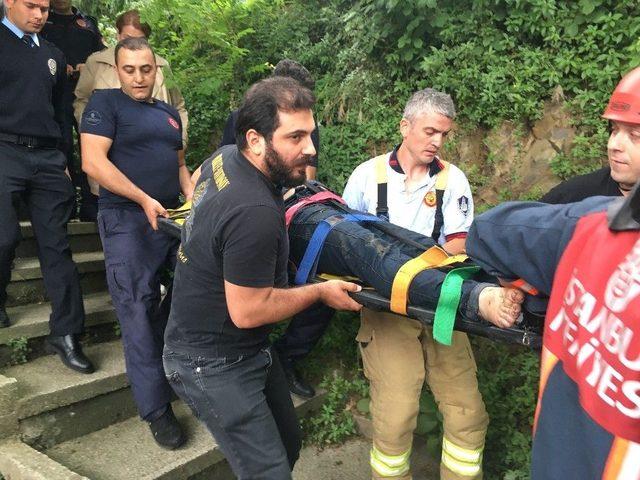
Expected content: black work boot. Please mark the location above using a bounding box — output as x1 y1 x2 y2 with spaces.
280 356 315 398
148 405 186 450
0 307 9 328
45 334 95 374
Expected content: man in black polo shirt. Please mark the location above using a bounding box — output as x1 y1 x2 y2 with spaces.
80 37 193 449
41 0 104 221
0 0 93 373
219 59 328 399
163 77 362 479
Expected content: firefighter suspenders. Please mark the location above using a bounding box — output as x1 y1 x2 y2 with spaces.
374 154 451 242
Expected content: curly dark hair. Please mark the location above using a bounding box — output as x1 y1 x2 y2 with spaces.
272 59 315 91
235 76 316 150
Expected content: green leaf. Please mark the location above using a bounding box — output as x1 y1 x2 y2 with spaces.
419 392 437 413
425 436 441 457
356 398 370 414
415 413 439 435
565 23 579 37
579 0 596 15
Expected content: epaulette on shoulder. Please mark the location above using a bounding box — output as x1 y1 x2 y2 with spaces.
75 11 101 35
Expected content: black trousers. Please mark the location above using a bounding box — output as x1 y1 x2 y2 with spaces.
0 141 84 334
163 346 301 479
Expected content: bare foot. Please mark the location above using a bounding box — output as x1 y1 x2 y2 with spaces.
478 287 525 328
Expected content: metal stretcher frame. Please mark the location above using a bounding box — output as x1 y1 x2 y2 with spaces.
158 215 542 349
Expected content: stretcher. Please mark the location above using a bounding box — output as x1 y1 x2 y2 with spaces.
158 206 543 350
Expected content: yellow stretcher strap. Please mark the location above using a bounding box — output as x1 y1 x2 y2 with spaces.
375 154 387 184
166 200 193 226
435 160 450 190
390 246 468 316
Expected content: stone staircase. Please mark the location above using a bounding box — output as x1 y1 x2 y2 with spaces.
0 222 323 479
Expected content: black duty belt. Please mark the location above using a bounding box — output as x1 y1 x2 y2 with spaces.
0 132 58 149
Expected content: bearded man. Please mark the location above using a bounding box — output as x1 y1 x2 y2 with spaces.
163 77 363 479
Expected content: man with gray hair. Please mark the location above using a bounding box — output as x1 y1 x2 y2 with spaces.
343 88 486 480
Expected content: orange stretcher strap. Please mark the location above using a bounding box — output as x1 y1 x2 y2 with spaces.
499 278 539 296
390 246 468 316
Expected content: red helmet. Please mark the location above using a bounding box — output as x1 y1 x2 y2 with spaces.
602 67 640 125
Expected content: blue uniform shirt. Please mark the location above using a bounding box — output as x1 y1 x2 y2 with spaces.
81 89 183 209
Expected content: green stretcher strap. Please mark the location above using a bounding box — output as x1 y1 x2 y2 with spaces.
433 266 480 346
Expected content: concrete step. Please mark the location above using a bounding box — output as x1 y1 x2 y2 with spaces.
6 251 107 307
0 439 88 480
0 292 115 346
16 221 102 258
46 395 325 480
1 340 136 449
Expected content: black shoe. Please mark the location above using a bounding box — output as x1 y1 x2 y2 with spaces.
0 307 9 328
281 358 315 398
45 334 95 374
148 406 186 450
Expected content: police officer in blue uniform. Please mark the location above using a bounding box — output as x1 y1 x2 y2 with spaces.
41 0 104 221
0 0 94 373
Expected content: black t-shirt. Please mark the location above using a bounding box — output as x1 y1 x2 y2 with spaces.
219 109 320 168
541 167 621 204
165 145 289 357
80 89 183 209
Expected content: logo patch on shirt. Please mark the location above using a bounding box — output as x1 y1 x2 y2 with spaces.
423 190 437 207
85 110 102 126
47 58 56 76
76 18 87 28
457 195 469 216
168 117 180 130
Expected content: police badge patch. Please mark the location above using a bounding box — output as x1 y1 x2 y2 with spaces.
48 59 56 76
457 195 469 216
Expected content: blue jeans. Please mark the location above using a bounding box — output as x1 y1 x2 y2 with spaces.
163 346 301 480
288 203 484 320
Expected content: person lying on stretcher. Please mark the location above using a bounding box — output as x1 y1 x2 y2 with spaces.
178 155 526 333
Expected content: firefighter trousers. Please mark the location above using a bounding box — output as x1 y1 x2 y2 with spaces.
357 308 488 480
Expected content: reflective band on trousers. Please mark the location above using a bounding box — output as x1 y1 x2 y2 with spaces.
441 437 483 477
370 445 411 477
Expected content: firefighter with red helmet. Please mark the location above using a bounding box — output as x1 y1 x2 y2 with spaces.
467 67 640 479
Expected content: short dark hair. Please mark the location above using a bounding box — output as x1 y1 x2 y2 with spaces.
114 37 155 65
272 59 315 91
235 77 316 150
115 9 152 37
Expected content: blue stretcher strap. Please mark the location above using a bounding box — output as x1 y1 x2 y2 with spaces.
294 213 382 285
